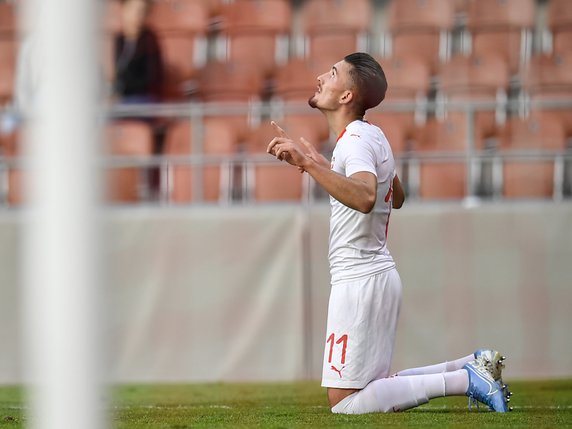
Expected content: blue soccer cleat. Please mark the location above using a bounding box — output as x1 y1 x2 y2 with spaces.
464 360 511 412
474 348 512 400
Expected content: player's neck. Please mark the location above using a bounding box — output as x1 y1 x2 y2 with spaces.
323 109 363 139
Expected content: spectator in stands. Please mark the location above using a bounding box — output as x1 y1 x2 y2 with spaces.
113 0 165 199
113 0 163 103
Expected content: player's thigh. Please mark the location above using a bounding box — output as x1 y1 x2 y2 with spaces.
321 269 402 388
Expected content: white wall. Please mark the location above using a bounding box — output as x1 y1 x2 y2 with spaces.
1 202 571 383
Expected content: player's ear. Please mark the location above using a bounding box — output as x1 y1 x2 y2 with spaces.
339 90 353 105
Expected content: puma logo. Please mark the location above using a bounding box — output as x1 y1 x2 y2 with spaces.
331 365 345 378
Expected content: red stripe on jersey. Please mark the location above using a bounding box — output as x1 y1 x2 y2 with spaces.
336 128 347 142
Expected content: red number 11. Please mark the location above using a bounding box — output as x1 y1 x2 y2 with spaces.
327 333 348 364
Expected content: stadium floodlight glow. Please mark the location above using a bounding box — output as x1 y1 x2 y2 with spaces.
20 0 107 429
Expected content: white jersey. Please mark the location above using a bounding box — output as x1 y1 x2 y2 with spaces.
329 120 396 283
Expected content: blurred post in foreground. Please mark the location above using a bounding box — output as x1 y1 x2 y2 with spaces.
20 0 106 428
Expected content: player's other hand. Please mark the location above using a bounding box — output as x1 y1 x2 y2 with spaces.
299 136 330 169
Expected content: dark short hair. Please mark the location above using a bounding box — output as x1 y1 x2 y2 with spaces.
343 52 388 116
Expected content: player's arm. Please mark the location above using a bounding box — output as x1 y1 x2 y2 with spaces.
306 163 377 214
392 174 405 209
267 122 377 213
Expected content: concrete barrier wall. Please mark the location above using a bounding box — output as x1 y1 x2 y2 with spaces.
1 203 571 383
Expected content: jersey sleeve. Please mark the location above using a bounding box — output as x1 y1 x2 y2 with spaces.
342 136 378 178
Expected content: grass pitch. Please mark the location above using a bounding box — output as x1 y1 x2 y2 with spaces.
0 379 570 428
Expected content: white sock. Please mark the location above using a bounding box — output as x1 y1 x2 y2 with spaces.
443 369 470 395
394 354 474 376
331 373 447 414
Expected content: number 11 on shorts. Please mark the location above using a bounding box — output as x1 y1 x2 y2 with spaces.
327 333 348 365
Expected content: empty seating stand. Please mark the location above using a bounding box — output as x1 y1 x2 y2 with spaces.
522 51 572 136
300 0 372 72
387 0 455 74
466 0 536 76
417 52 510 200
147 0 210 99
547 0 572 55
500 113 567 198
217 0 292 80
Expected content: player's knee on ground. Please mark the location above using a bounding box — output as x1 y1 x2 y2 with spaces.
330 378 430 414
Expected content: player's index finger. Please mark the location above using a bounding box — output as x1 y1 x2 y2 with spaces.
271 121 288 137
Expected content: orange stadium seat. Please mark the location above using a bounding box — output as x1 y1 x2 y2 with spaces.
244 121 305 202
105 120 154 203
547 0 572 55
0 2 15 37
198 60 264 103
164 119 238 203
0 37 16 104
147 0 210 99
2 128 24 206
300 0 372 71
499 113 567 198
522 51 572 135
366 55 432 154
414 53 510 200
217 0 292 78
466 0 535 76
195 61 264 202
418 162 467 200
273 58 320 102
428 53 511 152
387 0 455 74
147 0 210 34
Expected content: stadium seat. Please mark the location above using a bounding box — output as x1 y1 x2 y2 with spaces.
217 0 292 78
244 121 305 202
413 53 511 199
164 118 238 203
418 162 467 200
0 2 15 37
147 0 210 34
547 0 572 55
0 37 16 104
273 58 320 102
300 0 371 71
365 55 432 154
499 113 567 198
387 0 455 74
430 53 511 152
159 35 207 99
195 61 264 202
522 51 572 135
466 0 535 76
105 120 154 203
2 128 24 206
146 0 210 99
198 60 264 102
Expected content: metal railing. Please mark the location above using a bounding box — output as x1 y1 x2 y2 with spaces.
1 98 571 206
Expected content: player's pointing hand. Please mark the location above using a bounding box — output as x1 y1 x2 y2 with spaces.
267 121 311 170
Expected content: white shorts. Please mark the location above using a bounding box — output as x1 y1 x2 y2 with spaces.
321 268 402 389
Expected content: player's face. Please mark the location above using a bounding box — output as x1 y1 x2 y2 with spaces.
308 60 353 111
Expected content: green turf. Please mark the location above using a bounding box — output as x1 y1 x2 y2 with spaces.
0 379 571 428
